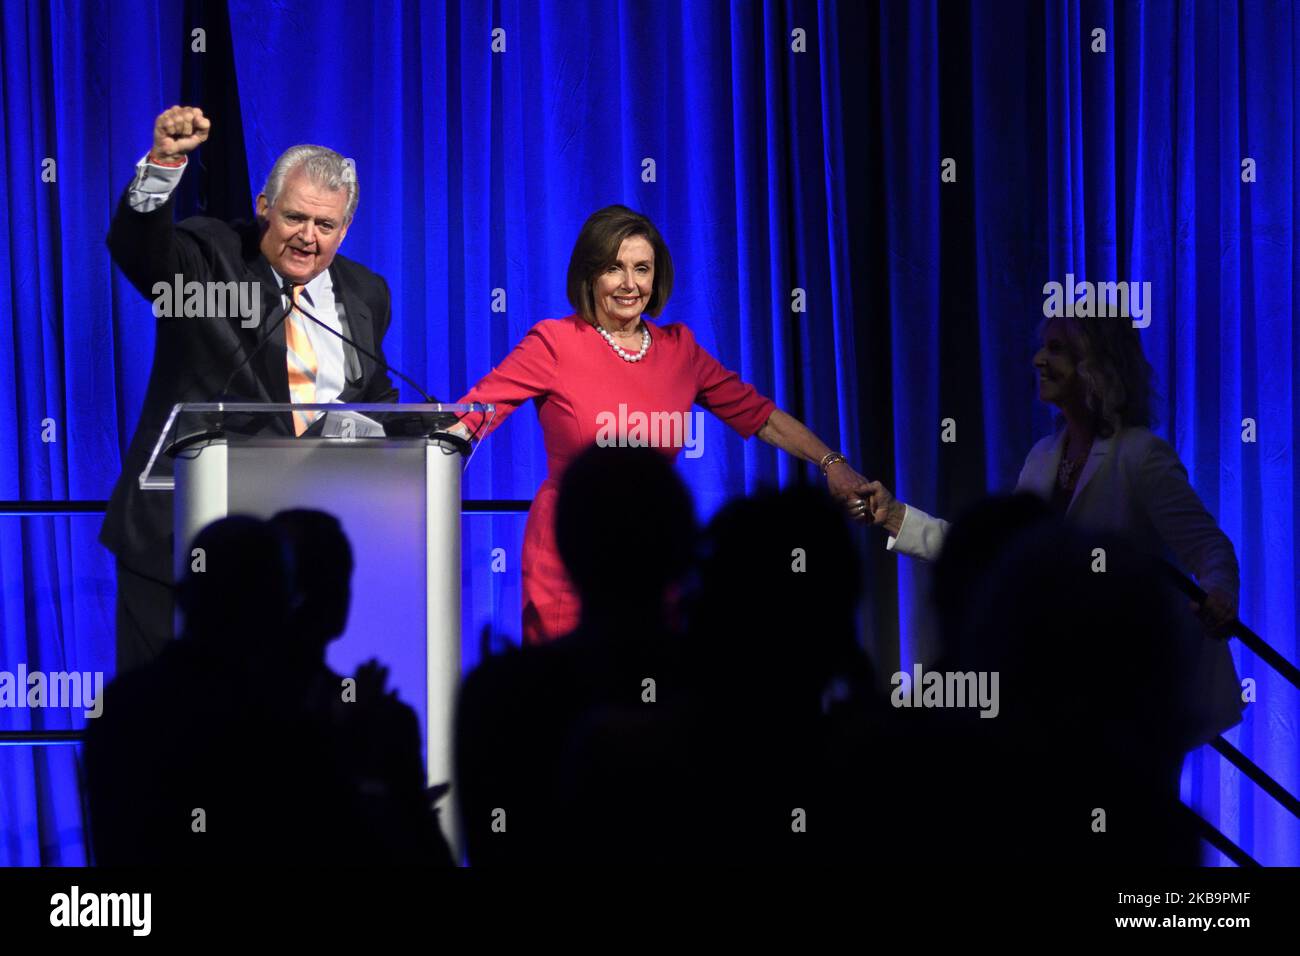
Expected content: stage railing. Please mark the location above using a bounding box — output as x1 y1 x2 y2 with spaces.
1158 563 1299 816
1157 561 1299 867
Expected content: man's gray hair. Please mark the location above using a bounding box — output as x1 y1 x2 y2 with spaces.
260 145 359 223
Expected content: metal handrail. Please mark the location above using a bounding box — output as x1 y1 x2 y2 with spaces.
1181 805 1260 867
1160 561 1300 691
1210 736 1300 820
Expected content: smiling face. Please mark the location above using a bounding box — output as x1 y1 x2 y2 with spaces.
256 168 350 284
592 235 655 329
1033 318 1085 408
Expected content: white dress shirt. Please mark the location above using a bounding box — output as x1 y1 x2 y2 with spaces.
268 267 346 406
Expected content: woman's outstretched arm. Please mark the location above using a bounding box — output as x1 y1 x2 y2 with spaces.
755 409 874 520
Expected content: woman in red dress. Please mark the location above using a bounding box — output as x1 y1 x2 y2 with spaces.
451 206 873 643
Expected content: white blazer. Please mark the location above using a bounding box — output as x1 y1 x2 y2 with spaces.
887 426 1243 741
889 427 1239 595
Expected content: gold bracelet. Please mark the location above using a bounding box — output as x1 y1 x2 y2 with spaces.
819 452 847 475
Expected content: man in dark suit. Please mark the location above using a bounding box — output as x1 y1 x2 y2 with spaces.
105 105 399 675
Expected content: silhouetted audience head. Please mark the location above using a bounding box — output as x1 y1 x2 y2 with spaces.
174 514 294 651
950 523 1199 862
693 485 865 704
271 508 354 652
959 523 1193 755
460 474 1211 865
91 511 452 867
861 514 1202 865
932 492 1055 658
555 443 696 623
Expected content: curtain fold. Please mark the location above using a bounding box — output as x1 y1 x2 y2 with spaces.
854 0 1297 864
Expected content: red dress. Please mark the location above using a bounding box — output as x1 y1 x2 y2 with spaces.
457 314 775 644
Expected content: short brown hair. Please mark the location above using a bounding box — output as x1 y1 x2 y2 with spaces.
566 205 675 325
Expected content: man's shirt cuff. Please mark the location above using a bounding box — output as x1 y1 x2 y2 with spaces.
127 153 187 212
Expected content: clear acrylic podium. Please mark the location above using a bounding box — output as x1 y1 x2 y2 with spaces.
140 402 494 855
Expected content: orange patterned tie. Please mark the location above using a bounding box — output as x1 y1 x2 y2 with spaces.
285 284 319 436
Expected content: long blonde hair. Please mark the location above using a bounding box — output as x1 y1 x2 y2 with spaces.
1041 316 1156 438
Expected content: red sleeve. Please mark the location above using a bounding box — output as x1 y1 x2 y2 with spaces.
456 323 558 439
685 324 776 438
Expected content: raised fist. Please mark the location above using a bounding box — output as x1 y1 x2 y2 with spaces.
150 105 211 164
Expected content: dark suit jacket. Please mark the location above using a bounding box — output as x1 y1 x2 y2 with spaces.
104 190 399 579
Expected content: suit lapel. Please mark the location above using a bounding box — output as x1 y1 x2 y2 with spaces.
330 262 373 395
239 244 376 407
1022 430 1065 499
1068 434 1113 513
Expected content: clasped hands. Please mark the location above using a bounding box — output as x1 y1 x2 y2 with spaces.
835 472 1238 641
826 464 904 533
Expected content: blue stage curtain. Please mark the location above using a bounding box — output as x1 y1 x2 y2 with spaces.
1 0 1296 866
223 0 865 672
865 0 1298 864
0 0 192 865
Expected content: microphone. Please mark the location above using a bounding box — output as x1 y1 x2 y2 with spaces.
216 281 295 399
214 276 460 444
269 280 466 444
272 279 439 404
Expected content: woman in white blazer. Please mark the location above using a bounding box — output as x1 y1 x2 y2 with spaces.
861 314 1243 740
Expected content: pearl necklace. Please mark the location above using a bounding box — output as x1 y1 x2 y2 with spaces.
596 323 651 363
